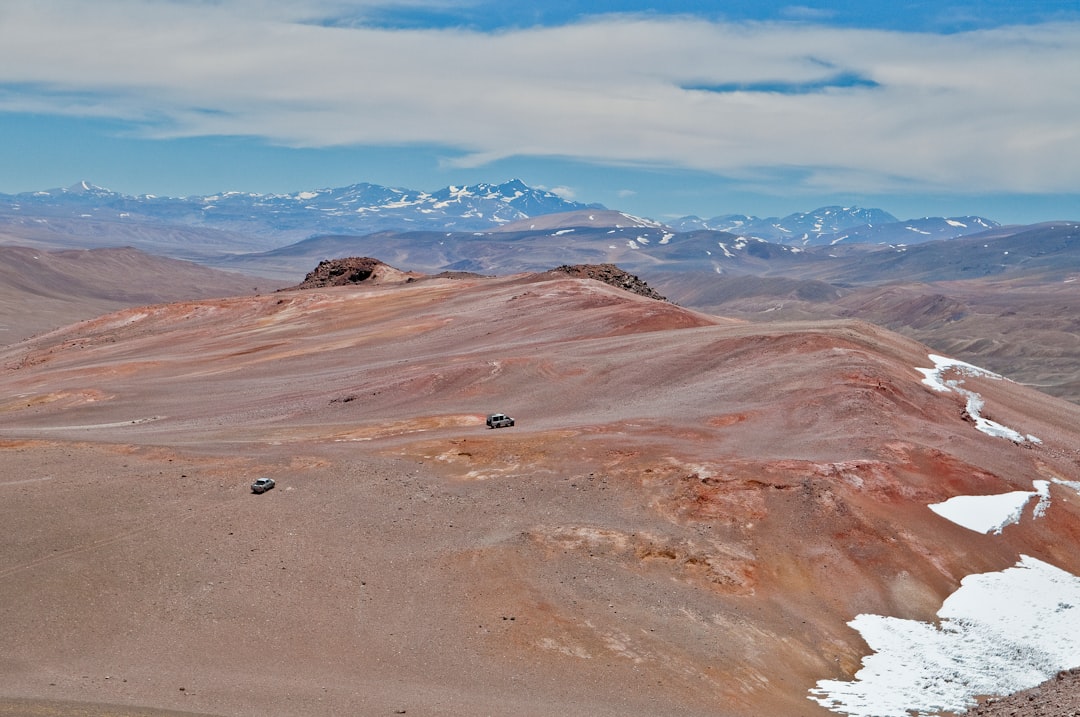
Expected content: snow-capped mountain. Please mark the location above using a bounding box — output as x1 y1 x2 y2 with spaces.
3 181 1001 250
4 182 999 249
1 179 602 240
670 206 998 246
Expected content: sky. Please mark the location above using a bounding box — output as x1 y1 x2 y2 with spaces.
1 0 1079 224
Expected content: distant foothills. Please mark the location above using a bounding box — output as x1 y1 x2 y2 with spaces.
1 178 1003 247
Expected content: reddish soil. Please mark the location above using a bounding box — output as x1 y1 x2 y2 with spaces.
961 669 1080 716
1 272 1079 716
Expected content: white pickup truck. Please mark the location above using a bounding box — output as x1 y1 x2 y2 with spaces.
486 413 515 429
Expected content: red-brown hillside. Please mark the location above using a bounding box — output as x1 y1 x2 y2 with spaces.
1 271 1079 717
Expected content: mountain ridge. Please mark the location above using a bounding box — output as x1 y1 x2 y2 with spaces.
2 179 1000 247
2 179 602 240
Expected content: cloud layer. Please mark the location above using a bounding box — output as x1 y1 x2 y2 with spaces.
2 1 1078 195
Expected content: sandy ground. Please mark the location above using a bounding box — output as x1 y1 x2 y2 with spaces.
2 274 1080 716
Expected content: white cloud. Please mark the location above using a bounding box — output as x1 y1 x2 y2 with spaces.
1 1 1078 196
546 185 577 200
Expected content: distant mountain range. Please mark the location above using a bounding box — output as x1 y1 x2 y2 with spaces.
670 207 999 246
0 179 599 240
1 179 999 247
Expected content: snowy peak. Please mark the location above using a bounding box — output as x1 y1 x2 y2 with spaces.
2 179 600 239
65 180 115 196
781 205 899 236
22 180 119 199
427 179 595 221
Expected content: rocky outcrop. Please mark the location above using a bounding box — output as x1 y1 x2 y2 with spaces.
288 257 417 289
549 263 667 301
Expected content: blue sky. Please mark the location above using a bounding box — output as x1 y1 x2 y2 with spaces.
1 0 1078 223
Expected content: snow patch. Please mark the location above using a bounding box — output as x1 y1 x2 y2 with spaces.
929 489 1041 534
810 556 1080 717
1033 479 1052 517
618 212 663 228
916 355 1039 444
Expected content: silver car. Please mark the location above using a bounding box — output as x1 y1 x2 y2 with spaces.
251 477 275 494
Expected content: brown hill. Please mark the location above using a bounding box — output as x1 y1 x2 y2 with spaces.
1 273 1079 717
0 246 272 346
0 213 271 258
657 272 1080 404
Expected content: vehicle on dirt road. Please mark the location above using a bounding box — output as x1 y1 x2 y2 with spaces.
486 413 515 429
251 477 275 494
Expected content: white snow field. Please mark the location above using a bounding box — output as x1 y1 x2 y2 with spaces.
809 556 1080 716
